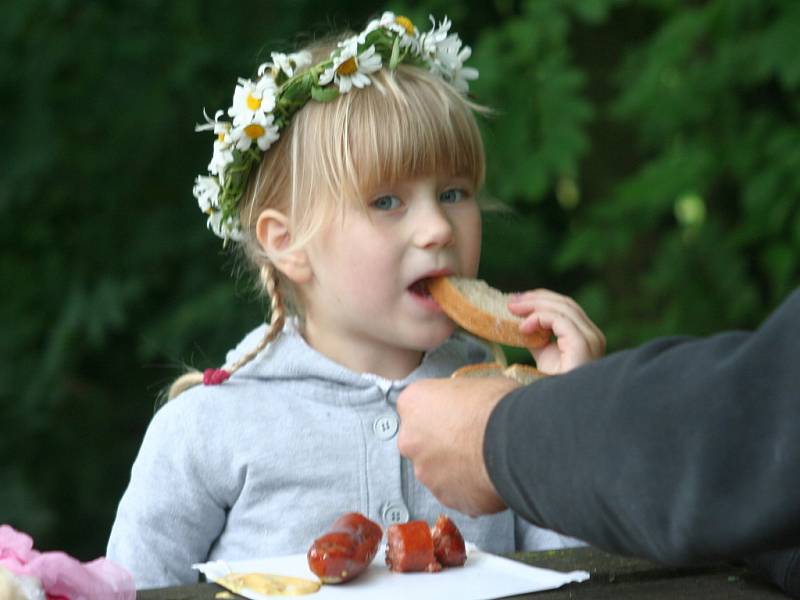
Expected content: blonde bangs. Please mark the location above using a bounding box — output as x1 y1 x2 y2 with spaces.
297 65 486 210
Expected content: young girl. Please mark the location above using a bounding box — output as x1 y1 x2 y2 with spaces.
107 12 606 589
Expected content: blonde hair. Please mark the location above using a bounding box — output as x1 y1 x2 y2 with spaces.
168 37 487 400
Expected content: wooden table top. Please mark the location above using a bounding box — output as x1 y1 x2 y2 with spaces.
136 546 787 599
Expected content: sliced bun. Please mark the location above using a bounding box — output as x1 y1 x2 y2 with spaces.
450 362 505 378
502 363 547 385
452 362 546 385
428 276 549 348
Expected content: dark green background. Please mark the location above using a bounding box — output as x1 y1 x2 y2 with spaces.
3 0 798 560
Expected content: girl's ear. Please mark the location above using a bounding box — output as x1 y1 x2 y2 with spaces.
256 209 312 284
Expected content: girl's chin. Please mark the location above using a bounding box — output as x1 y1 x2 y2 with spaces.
412 321 456 351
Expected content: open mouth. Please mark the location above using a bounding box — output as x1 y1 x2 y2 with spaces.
408 278 432 298
407 277 445 313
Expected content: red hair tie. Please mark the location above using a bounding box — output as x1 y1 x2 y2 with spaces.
203 368 231 385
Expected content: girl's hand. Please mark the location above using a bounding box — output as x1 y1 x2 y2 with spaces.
507 290 605 374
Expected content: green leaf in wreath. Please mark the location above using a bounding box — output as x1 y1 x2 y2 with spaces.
389 36 401 70
311 85 339 102
281 73 313 102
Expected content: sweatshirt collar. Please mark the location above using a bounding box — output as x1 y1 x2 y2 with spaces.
226 318 470 392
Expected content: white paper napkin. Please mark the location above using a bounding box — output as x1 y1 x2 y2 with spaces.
193 545 589 600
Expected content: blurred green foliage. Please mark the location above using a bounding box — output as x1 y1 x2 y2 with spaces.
2 0 798 559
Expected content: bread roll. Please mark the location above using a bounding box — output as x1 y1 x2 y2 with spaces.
427 276 549 348
451 362 546 385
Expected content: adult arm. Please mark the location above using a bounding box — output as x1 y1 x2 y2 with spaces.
484 288 800 564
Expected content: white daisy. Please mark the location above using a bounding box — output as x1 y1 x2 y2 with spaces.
194 174 243 241
209 137 235 182
194 108 226 133
196 110 235 180
230 111 279 152
319 41 382 93
206 209 225 238
419 15 452 60
228 76 277 127
429 34 479 93
258 50 313 79
193 175 221 215
223 217 244 241
206 210 244 241
432 33 463 71
450 61 479 93
359 12 419 50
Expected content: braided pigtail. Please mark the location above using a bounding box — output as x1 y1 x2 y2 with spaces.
224 264 287 375
166 264 287 401
166 370 205 401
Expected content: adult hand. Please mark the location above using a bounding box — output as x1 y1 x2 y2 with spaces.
396 376 519 517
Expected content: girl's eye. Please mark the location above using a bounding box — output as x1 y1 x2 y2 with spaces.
440 188 467 204
370 195 401 210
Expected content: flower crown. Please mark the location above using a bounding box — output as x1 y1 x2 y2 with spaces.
192 12 479 243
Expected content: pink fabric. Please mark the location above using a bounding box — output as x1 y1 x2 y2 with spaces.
0 525 135 600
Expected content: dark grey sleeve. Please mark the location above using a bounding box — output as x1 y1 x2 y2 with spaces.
745 548 800 598
484 288 800 565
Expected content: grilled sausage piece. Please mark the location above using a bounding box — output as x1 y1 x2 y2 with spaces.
385 520 442 573
431 514 467 567
307 512 383 583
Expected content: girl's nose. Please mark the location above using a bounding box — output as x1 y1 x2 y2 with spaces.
413 203 454 249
